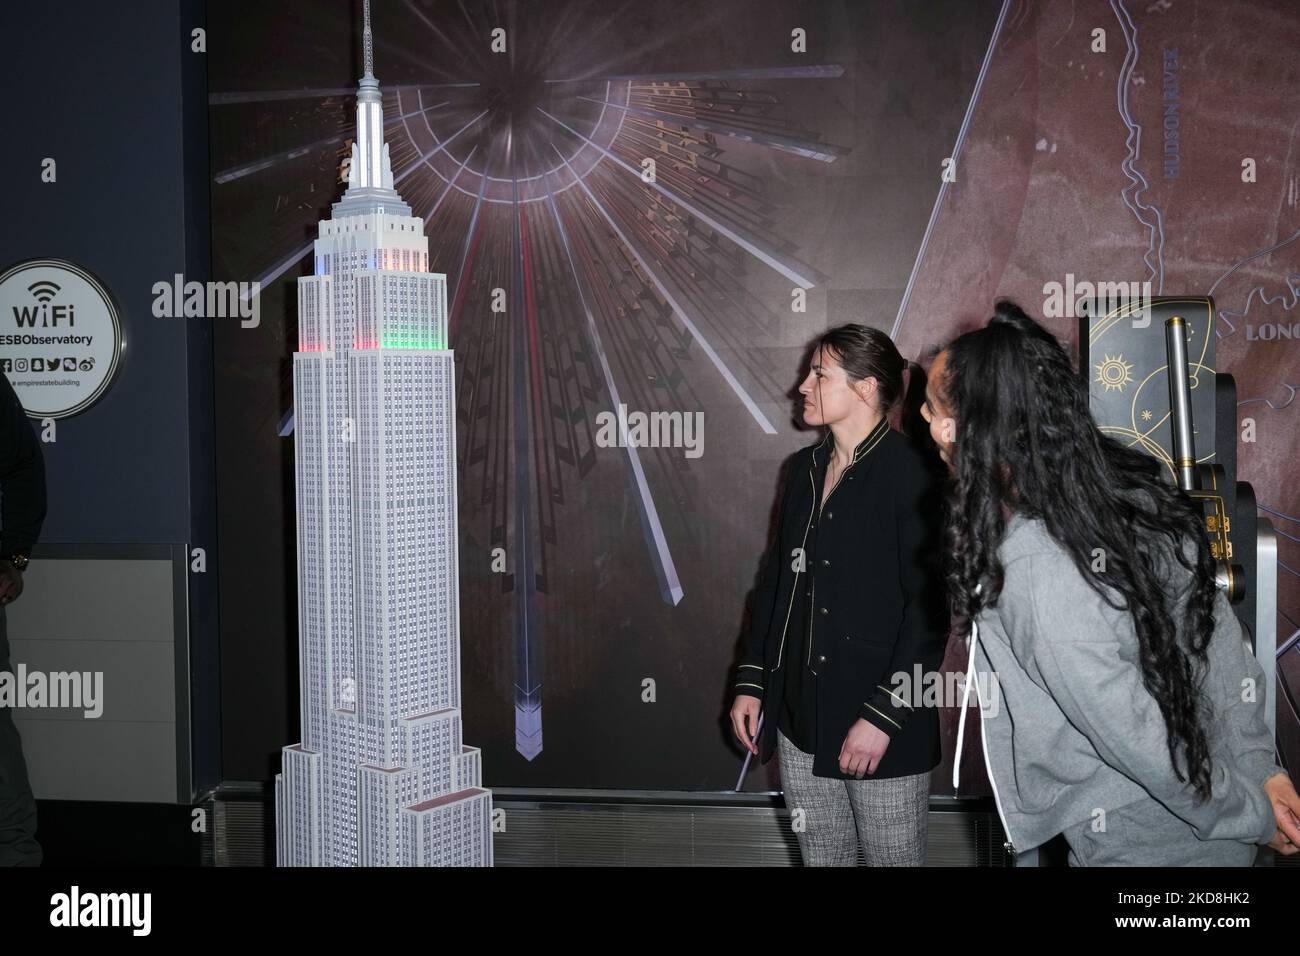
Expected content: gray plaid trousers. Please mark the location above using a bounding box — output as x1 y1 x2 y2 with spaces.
778 728 929 866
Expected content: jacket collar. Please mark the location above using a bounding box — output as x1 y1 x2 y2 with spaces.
810 416 891 469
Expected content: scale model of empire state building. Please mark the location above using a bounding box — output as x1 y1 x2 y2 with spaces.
275 1 492 867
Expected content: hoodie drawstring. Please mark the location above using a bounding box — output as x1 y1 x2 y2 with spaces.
953 585 1017 853
952 618 979 790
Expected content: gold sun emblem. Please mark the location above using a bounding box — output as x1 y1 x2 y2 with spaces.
1141 409 1153 421
1095 354 1133 392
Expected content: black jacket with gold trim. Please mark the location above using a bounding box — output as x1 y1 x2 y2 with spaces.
734 420 949 779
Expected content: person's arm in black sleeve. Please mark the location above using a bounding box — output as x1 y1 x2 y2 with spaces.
733 458 795 704
858 448 946 736
0 371 47 560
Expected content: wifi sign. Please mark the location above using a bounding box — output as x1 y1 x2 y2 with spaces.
14 280 74 328
28 281 61 303
0 258 124 419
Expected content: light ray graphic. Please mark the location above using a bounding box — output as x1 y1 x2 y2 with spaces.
210 0 1004 768
537 105 824 288
891 0 1011 339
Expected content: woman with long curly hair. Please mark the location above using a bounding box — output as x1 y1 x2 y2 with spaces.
926 299 1300 865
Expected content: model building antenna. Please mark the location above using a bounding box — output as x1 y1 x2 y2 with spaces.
362 0 374 78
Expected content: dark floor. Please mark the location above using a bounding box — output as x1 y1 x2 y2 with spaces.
34 800 203 867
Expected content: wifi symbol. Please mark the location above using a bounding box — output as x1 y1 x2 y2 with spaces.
28 281 61 303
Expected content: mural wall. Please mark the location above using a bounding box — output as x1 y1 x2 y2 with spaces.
209 0 1298 792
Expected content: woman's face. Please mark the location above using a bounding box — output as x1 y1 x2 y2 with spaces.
921 349 958 467
798 346 869 427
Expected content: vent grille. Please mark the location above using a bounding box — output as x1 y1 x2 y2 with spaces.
207 784 1007 866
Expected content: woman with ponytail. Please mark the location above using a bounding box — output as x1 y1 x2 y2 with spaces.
927 299 1300 865
729 324 948 865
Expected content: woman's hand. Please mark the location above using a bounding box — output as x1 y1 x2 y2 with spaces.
0 564 23 605
840 718 890 778
730 695 761 755
1263 772 1300 855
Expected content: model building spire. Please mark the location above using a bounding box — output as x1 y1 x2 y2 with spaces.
362 0 375 79
341 0 402 209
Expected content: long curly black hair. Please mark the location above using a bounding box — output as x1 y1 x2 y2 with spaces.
939 300 1218 801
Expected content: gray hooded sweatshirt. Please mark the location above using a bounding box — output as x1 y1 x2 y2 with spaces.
954 510 1283 862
